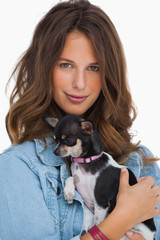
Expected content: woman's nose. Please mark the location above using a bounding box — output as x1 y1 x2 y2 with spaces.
72 69 86 90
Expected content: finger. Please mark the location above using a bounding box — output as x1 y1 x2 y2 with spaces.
153 207 160 217
137 177 147 183
151 184 160 191
155 194 160 207
142 176 155 186
151 185 160 196
126 230 146 240
119 168 129 189
137 176 155 185
155 193 160 199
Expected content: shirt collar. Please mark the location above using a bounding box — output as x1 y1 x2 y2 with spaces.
34 137 65 166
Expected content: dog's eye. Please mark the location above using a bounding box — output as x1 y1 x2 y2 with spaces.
65 137 76 146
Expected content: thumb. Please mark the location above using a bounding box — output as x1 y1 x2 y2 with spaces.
119 167 129 190
126 230 146 239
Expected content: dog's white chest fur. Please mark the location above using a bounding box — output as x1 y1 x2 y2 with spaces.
71 162 98 212
64 161 108 232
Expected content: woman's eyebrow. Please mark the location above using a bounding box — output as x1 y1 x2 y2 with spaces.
59 58 98 65
59 58 74 63
88 62 99 65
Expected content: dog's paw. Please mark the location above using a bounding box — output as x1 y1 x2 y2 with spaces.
64 191 75 204
64 177 75 204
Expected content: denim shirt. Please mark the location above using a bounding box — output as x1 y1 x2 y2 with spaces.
0 137 159 240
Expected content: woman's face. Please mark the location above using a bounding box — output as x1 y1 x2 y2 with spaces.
52 31 102 116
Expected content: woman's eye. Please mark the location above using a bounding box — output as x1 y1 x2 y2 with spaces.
60 63 72 69
88 65 99 72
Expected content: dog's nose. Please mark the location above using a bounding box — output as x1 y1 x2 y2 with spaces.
54 148 60 156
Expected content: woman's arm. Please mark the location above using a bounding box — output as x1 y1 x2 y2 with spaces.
81 168 160 240
0 152 59 240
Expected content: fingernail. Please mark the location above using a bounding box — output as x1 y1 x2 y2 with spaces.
121 167 127 172
126 230 133 236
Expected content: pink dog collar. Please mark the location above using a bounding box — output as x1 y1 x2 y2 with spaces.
71 151 104 163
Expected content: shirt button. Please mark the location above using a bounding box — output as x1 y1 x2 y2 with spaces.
57 186 61 195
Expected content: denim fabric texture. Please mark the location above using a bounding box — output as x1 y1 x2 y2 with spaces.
0 137 159 240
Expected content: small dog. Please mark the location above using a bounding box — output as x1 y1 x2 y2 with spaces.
44 114 156 239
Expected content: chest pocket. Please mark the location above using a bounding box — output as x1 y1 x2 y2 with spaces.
45 172 69 226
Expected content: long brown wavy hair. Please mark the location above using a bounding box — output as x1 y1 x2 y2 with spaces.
6 0 155 163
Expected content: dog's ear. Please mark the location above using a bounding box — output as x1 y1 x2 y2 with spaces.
80 121 94 135
42 116 59 128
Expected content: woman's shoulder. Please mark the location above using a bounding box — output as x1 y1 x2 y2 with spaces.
138 144 155 158
125 144 160 183
138 145 160 184
0 137 65 174
0 140 37 163
128 144 155 161
0 141 39 177
0 137 53 161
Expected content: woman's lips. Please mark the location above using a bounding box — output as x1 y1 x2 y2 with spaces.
65 93 88 103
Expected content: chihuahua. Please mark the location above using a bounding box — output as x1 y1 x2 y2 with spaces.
44 114 156 239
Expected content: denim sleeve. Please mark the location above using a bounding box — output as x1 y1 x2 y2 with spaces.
139 145 160 240
71 236 81 240
0 151 60 240
139 145 160 186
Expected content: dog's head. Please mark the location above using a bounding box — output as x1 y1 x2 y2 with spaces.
43 114 102 158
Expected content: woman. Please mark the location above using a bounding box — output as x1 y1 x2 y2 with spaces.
0 0 159 239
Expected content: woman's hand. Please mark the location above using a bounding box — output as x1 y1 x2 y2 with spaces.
116 167 160 228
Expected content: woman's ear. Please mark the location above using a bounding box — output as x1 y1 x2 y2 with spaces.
80 121 94 135
42 116 59 128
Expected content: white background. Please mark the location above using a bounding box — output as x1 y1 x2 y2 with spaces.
0 0 159 166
